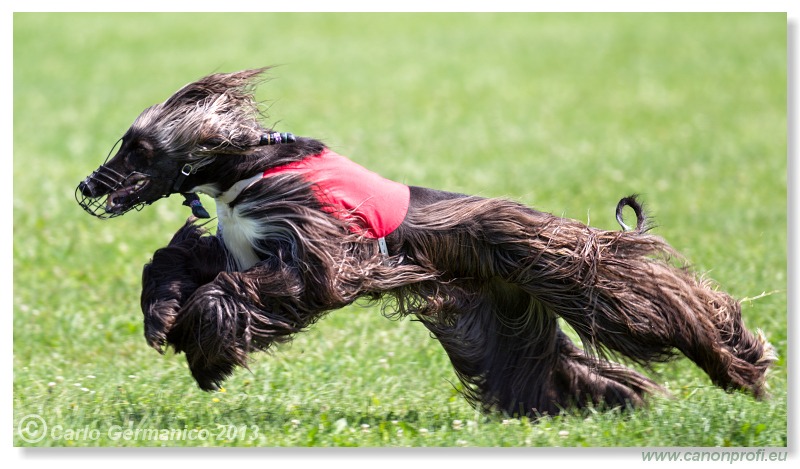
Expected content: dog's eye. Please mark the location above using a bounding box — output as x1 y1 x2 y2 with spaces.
138 140 154 152
128 145 153 168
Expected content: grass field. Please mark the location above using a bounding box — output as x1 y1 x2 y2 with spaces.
12 13 787 448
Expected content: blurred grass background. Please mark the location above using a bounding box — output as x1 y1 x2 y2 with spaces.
13 13 786 447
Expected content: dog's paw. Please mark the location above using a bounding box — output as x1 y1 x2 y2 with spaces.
184 344 239 392
143 299 181 354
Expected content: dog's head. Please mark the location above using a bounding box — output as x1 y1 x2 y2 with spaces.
76 68 270 218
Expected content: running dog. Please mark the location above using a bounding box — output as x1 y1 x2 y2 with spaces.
76 68 774 416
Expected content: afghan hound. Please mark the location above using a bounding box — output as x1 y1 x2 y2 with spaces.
76 68 775 417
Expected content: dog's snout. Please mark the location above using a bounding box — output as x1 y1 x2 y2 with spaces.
78 178 96 197
78 171 110 197
77 165 120 198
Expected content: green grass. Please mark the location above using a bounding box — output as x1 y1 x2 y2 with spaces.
13 13 787 448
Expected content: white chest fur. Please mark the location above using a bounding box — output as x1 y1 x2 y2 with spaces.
206 173 266 271
216 199 262 271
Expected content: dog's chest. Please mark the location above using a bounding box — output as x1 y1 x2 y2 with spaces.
215 200 261 271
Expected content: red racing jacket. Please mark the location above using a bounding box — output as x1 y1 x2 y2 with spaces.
262 149 410 240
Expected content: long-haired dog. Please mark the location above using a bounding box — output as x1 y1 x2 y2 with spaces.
76 68 775 416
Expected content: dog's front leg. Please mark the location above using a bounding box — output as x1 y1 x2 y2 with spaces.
141 218 228 353
166 256 327 391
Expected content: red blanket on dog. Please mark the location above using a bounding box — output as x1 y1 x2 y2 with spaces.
262 149 410 239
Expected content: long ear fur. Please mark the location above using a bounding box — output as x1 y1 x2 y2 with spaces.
131 68 272 165
163 67 270 111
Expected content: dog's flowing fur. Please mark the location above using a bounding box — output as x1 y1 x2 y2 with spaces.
78 68 775 417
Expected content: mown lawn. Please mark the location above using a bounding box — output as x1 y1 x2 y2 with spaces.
13 13 786 448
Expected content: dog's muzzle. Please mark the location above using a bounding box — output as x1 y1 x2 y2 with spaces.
76 138 172 219
76 166 155 219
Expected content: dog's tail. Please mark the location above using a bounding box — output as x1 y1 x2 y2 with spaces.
615 194 647 232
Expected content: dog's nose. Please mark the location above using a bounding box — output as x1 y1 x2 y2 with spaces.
78 179 95 197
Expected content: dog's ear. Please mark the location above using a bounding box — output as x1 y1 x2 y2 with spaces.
164 67 270 109
152 68 271 152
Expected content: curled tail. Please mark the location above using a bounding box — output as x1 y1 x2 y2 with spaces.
616 194 647 232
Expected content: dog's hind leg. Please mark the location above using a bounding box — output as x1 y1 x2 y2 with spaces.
506 222 776 398
515 207 774 397
500 209 775 399
402 196 774 408
559 259 777 397
417 278 659 416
